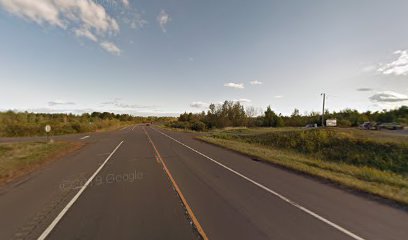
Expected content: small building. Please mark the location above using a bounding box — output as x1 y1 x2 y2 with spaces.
326 119 337 127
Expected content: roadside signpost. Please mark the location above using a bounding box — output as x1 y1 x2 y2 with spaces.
45 125 51 143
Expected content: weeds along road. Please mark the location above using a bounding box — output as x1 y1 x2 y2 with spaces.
0 125 407 240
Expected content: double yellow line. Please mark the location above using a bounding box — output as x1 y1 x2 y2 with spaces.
143 127 208 240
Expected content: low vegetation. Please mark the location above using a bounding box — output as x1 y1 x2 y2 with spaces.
200 128 408 205
0 111 174 137
0 141 82 185
167 101 408 131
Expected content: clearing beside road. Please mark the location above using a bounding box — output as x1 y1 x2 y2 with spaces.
0 141 83 186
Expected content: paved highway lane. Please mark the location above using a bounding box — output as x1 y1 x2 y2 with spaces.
44 127 198 240
0 128 131 239
0 125 408 239
145 126 408 240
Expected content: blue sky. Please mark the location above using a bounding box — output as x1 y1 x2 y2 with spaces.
1 0 408 116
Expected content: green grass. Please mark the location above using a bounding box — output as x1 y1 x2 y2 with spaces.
213 128 408 173
199 128 408 205
0 141 82 184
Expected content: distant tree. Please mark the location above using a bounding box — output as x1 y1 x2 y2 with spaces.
275 114 285 127
264 106 277 127
291 108 300 117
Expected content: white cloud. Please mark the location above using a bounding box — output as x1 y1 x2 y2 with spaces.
100 41 121 55
157 10 170 32
377 50 408 76
48 100 75 106
369 91 408 103
369 91 408 110
0 0 64 27
0 0 121 54
23 107 93 114
74 27 97 42
122 8 147 30
190 101 209 109
233 98 251 103
224 82 244 89
250 80 263 85
129 16 147 29
101 98 155 109
274 95 283 99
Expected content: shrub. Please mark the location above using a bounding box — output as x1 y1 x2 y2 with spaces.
167 121 191 129
217 129 408 174
191 121 206 131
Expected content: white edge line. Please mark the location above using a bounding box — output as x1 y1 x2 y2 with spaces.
80 136 90 140
151 128 365 240
37 141 124 240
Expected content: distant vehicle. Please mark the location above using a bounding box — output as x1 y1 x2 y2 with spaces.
376 122 403 130
359 122 376 130
305 123 317 128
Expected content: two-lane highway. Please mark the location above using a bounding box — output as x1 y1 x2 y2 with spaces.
43 126 198 240
0 125 407 239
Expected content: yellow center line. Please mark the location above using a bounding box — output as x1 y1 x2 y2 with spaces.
142 127 208 240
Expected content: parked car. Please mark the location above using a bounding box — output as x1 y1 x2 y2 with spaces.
376 122 403 130
305 123 318 128
359 122 376 130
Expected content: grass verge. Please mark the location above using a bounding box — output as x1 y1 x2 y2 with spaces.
0 141 83 185
199 135 408 206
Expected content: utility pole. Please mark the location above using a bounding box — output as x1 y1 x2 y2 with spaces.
321 93 326 127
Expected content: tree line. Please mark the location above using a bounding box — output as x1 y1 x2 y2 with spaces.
167 101 408 131
0 111 172 137
1 104 406 135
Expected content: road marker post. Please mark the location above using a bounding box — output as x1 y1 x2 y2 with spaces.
45 124 51 143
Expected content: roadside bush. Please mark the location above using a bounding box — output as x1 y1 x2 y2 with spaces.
216 129 408 174
70 123 82 132
2 124 41 137
337 119 352 127
166 120 207 131
0 111 159 137
167 121 191 129
191 121 206 131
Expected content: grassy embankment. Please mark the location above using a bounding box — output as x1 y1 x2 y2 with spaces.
199 128 408 205
0 141 83 185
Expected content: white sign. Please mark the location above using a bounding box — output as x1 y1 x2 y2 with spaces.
326 119 337 127
45 125 51 133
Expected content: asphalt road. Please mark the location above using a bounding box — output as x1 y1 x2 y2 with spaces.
0 125 407 240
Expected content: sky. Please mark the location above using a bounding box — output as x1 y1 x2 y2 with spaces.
1 0 408 116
